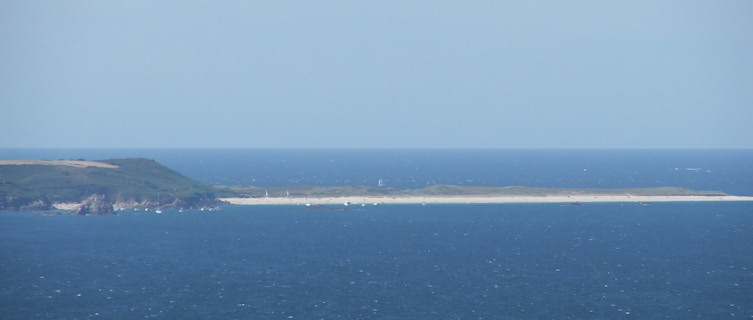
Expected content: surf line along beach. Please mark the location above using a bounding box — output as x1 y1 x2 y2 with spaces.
221 194 753 205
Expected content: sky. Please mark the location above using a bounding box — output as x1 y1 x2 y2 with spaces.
1 1 751 149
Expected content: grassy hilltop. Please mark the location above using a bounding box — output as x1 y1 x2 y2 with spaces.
0 158 223 210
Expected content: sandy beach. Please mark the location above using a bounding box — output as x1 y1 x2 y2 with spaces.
221 195 753 206
52 203 82 210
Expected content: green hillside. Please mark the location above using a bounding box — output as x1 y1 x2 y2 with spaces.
0 158 223 210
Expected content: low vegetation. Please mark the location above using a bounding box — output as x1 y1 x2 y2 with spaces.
1 158 221 210
215 185 728 198
1 158 729 211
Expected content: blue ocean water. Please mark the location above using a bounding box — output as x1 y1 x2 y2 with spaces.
1 149 752 319
2 204 752 319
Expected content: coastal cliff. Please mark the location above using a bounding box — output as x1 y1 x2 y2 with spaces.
0 158 224 212
68 194 115 215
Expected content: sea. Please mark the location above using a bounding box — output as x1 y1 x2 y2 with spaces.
1 149 752 319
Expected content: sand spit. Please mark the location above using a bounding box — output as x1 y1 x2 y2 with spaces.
221 195 753 206
0 160 118 168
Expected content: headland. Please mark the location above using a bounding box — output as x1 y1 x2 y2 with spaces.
0 158 224 213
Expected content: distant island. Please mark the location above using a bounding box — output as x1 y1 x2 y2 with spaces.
2 158 752 214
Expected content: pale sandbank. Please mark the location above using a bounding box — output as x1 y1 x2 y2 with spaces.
0 160 118 168
221 195 753 206
52 203 84 210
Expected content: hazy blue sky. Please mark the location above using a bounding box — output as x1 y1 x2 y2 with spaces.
1 1 751 148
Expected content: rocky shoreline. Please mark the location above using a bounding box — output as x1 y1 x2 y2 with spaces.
42 194 225 215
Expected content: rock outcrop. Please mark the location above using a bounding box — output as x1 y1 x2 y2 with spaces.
0 194 52 211
19 198 52 211
69 194 115 215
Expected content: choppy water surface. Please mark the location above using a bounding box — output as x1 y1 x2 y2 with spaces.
2 203 752 319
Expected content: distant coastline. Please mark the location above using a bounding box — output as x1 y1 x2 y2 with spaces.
216 185 753 205
4 157 752 213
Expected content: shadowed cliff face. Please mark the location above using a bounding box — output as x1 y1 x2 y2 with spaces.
0 195 52 211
